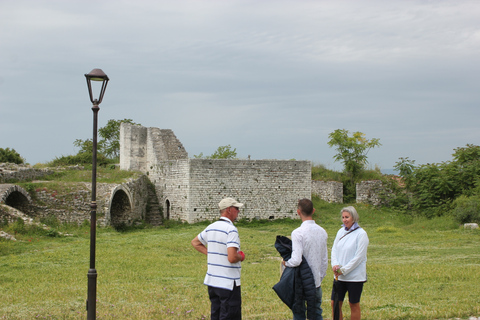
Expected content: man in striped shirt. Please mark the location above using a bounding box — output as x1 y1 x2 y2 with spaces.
191 197 245 320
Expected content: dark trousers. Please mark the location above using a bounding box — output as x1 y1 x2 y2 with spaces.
208 284 242 320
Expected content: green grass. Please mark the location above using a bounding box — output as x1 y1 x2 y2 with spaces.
34 166 140 183
1 202 479 319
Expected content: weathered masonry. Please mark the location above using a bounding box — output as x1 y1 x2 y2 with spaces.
0 172 152 228
311 180 343 203
120 123 311 223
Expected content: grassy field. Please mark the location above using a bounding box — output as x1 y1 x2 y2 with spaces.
1 201 479 319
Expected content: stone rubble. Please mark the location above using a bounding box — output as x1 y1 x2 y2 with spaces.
0 230 16 241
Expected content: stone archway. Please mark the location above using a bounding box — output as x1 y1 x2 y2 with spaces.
0 184 33 215
108 186 133 228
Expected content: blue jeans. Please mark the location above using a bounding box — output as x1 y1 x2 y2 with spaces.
293 286 323 320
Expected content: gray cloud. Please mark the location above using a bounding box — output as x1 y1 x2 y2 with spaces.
1 0 479 171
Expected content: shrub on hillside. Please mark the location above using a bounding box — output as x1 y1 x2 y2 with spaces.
0 148 24 164
393 145 480 217
453 195 480 224
48 152 114 167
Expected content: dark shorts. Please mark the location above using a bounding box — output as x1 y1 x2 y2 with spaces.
330 280 364 304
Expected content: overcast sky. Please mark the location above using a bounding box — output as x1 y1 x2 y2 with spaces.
1 0 479 171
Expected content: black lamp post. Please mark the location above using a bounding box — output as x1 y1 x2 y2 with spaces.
84 68 109 320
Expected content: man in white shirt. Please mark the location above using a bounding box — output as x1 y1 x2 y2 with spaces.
191 197 245 320
283 198 328 320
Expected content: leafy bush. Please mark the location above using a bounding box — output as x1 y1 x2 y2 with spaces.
47 152 114 167
45 229 60 237
453 195 480 223
0 147 24 164
393 145 480 217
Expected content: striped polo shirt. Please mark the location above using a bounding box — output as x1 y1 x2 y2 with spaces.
198 217 241 290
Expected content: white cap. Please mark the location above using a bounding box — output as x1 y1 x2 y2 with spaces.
218 197 244 210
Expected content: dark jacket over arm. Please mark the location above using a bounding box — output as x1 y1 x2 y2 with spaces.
272 235 317 320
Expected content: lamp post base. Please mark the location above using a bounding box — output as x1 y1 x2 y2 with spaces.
87 268 97 319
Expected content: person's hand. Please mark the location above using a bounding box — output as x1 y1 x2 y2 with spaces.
333 265 343 276
238 251 245 261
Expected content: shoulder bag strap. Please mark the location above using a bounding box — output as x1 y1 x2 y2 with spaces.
338 227 360 241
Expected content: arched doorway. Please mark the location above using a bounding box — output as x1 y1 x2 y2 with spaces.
0 184 33 215
110 189 132 228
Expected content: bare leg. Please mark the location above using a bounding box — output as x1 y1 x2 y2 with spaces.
349 302 361 320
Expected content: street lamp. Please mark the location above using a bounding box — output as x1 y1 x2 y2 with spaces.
84 68 109 320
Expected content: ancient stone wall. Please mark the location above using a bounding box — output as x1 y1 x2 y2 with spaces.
120 123 311 223
147 127 188 161
0 163 54 183
186 159 311 223
311 180 343 203
0 176 150 227
148 159 190 222
33 182 92 224
356 180 383 206
120 124 148 172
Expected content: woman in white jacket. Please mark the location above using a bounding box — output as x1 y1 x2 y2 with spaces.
331 206 369 320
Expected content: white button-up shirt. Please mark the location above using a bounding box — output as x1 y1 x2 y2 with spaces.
285 220 328 287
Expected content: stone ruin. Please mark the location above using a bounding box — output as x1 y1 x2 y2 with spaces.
2 124 391 228
119 123 312 223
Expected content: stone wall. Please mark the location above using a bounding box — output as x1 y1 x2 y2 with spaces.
120 123 311 223
146 159 311 223
120 123 188 172
1 175 151 227
148 159 190 221
120 124 148 172
311 180 343 203
0 163 54 183
356 180 383 206
33 182 92 224
187 159 311 223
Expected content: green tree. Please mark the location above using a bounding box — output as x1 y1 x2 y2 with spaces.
211 145 237 159
73 139 94 155
327 129 381 182
194 145 238 159
99 119 138 159
394 157 416 189
0 147 24 164
74 119 139 160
